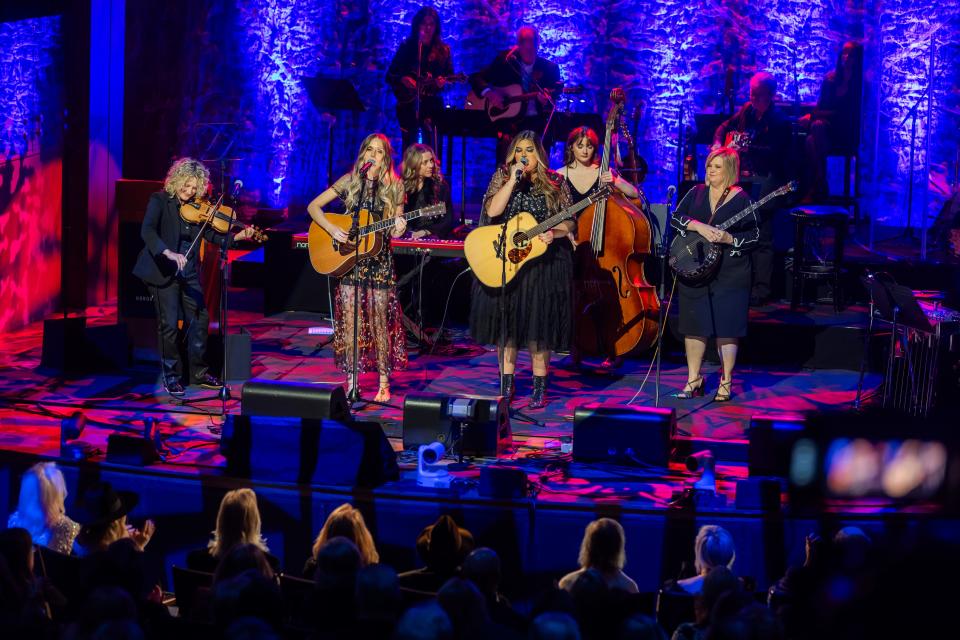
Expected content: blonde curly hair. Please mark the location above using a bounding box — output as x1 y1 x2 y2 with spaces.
163 157 210 198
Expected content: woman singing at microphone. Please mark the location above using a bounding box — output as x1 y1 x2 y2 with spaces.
469 130 573 409
307 134 408 402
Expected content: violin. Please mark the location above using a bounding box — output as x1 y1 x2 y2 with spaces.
179 198 267 242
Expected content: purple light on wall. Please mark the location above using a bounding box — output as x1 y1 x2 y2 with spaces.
0 15 62 159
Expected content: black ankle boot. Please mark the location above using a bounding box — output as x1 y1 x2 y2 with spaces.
500 373 515 401
529 375 548 409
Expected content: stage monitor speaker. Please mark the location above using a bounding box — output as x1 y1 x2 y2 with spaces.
735 478 783 511
221 415 398 487
748 413 806 477
207 332 252 382
263 227 332 316
241 378 350 423
402 394 511 457
116 179 164 320
573 404 676 466
479 466 528 499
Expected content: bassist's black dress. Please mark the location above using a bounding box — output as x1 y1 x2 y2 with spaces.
670 185 758 338
469 167 574 351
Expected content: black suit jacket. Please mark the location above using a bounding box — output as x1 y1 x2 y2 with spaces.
132 192 232 286
469 51 563 118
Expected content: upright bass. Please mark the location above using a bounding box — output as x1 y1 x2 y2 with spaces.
573 88 660 359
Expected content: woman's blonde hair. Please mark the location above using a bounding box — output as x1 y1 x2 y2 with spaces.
505 130 564 213
163 157 210 198
341 133 403 216
704 147 740 189
311 503 379 567
694 525 736 574
208 488 268 558
401 143 444 195
16 462 68 539
577 518 627 572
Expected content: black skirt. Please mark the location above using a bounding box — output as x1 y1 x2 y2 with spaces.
469 242 573 352
677 253 751 338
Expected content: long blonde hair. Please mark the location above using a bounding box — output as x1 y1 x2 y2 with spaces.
311 503 379 567
341 133 403 216
577 518 627 572
505 130 564 213
401 143 445 195
15 462 68 539
208 488 269 558
163 157 210 197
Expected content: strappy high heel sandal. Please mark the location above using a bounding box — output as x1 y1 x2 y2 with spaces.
374 379 391 403
714 378 733 402
675 376 704 399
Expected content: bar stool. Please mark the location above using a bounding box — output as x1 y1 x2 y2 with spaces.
790 205 849 312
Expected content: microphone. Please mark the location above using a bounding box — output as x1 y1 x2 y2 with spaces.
230 179 243 199
505 45 519 59
515 157 528 179
359 161 374 176
665 185 676 205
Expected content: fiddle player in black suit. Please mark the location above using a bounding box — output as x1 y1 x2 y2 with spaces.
713 72 791 306
133 158 255 397
386 7 455 154
469 25 563 161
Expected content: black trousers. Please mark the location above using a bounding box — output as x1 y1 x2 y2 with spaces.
741 175 776 300
397 98 443 156
149 268 210 386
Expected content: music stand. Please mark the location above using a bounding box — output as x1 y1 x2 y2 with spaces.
856 272 938 415
303 75 366 185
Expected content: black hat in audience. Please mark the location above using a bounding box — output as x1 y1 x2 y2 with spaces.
73 481 139 528
416 515 475 570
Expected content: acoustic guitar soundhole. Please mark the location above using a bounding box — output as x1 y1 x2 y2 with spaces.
507 232 532 265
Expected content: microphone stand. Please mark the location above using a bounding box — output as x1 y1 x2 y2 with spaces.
348 175 401 410
653 188 676 407
900 81 930 243
497 168 542 426
217 217 231 413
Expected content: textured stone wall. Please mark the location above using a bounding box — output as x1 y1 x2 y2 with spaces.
147 1 960 224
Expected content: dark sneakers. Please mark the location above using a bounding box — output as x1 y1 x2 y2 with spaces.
194 373 224 389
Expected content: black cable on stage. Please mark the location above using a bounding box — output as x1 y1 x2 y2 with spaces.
428 266 473 356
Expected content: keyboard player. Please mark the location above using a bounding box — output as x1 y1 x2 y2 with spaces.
401 142 454 239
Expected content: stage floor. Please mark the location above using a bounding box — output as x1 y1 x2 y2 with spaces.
0 303 882 504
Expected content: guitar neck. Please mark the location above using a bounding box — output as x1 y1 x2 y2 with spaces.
716 187 789 231
525 191 605 238
358 206 437 236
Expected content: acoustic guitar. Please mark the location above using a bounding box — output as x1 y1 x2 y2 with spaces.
464 84 583 123
308 204 445 277
393 72 468 105
668 181 797 285
464 185 610 288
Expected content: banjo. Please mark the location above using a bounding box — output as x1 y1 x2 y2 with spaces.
668 181 797 285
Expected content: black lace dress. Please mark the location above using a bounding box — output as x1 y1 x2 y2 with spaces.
469 168 574 351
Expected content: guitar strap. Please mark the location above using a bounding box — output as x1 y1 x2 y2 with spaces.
706 186 733 226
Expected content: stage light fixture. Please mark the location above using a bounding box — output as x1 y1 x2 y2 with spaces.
417 442 452 489
670 449 727 509
686 450 717 493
